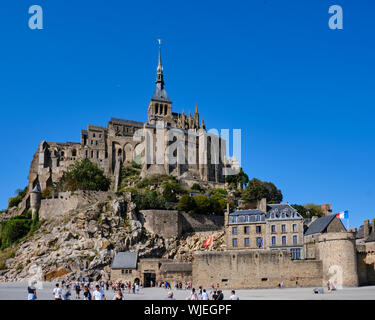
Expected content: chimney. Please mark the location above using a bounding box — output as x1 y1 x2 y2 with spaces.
364 220 370 240
257 198 267 212
224 202 230 226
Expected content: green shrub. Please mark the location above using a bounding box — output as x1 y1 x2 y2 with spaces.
241 178 283 204
8 187 28 209
135 190 166 210
191 183 205 193
177 194 197 214
0 211 41 250
192 195 211 214
55 159 111 192
212 188 228 196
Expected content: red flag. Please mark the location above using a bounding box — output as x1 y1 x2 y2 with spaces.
203 235 213 248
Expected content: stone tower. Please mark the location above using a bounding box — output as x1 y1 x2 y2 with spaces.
148 39 173 125
30 182 41 219
318 232 358 287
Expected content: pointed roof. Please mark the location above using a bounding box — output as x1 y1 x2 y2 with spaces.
304 215 336 236
111 251 138 269
152 39 171 103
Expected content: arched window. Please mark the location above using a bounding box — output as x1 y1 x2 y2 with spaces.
155 104 159 114
72 149 77 157
159 104 163 115
164 105 167 115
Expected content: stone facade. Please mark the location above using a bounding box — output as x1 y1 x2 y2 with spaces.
139 209 224 239
225 200 304 259
192 250 322 289
38 191 110 220
27 43 230 203
110 258 192 286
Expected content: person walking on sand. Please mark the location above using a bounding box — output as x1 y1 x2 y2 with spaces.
187 288 198 300
230 290 239 300
53 283 62 300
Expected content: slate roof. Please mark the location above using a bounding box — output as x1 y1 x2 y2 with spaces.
266 204 302 219
229 209 264 216
304 215 336 236
110 117 144 127
111 251 138 269
151 87 171 103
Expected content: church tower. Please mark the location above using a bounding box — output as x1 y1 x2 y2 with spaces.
148 40 173 125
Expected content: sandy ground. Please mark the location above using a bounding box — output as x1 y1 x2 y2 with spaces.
0 282 374 300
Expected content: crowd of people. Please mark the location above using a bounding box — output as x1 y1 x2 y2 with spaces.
25 276 240 300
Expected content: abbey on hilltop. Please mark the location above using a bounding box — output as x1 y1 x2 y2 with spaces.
27 41 234 198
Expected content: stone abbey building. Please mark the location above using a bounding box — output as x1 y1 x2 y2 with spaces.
27 42 228 198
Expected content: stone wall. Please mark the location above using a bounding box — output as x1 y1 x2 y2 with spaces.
39 191 109 220
192 250 323 289
357 242 375 286
139 210 224 239
139 210 181 239
179 212 224 233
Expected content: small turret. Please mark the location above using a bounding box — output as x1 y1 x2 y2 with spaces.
30 182 41 219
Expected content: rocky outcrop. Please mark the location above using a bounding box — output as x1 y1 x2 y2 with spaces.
1 193 224 282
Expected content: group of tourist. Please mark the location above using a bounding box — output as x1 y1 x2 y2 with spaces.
183 287 239 300
25 275 241 300
157 281 192 290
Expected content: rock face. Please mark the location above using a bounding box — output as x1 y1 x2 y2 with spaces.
1 193 224 282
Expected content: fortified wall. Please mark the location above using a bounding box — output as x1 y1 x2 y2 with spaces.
38 191 109 220
139 210 224 238
193 250 323 289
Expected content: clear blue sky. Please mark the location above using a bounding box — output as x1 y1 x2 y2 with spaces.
0 0 374 228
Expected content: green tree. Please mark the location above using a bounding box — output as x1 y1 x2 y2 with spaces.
192 195 211 215
241 178 283 204
8 187 28 209
55 159 111 192
161 180 184 203
177 194 196 213
209 195 228 216
225 168 249 190
191 183 205 193
135 190 166 210
291 203 324 219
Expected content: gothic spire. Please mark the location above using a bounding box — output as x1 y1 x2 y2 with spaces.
156 39 164 89
151 39 171 103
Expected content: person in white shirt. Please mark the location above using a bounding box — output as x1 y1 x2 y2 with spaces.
229 290 239 300
202 289 209 300
187 288 198 300
93 285 106 300
52 283 63 300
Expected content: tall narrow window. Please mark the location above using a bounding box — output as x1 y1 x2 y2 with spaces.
232 238 238 248
293 235 298 245
293 224 297 232
244 226 250 234
256 237 263 248
256 226 261 234
271 236 276 245
155 104 159 114
271 225 276 233
282 224 286 233
232 227 237 235
282 236 286 245
244 238 250 247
